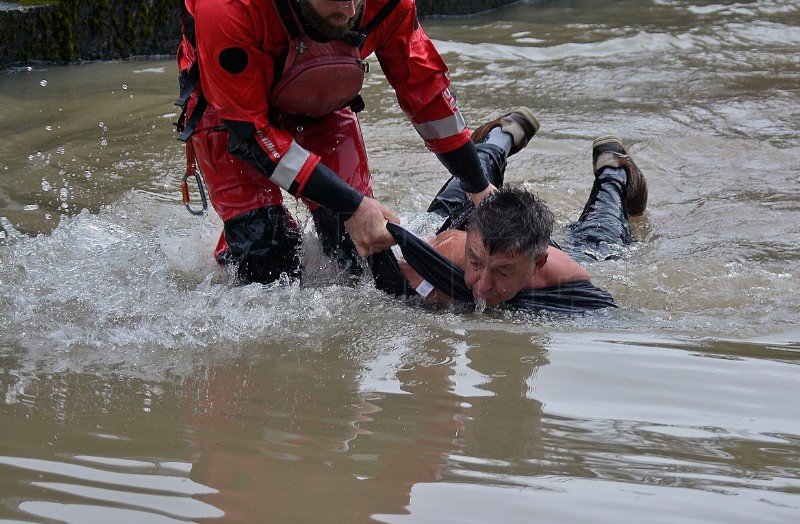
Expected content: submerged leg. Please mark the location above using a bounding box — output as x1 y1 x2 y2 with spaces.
565 167 634 261
564 135 648 261
310 207 363 278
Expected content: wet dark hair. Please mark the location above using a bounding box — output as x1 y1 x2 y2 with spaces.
467 186 554 259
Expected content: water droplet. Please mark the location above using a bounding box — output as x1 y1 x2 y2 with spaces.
44 125 52 131
41 179 52 191
56 147 65 155
99 139 108 147
39 79 48 87
23 204 39 211
122 84 128 90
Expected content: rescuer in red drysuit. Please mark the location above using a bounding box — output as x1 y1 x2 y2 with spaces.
176 0 495 284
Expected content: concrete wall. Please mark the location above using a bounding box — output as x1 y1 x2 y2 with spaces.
0 0 521 68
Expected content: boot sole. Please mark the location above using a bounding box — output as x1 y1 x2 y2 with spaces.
509 106 541 136
592 134 625 151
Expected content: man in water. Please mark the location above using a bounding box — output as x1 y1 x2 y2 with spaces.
380 108 648 313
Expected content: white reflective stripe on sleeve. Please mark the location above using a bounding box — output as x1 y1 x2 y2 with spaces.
415 279 435 298
270 141 311 191
412 110 467 141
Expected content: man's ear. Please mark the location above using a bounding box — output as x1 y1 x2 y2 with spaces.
534 252 548 270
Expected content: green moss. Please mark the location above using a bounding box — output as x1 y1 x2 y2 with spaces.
18 0 57 6
2 0 517 67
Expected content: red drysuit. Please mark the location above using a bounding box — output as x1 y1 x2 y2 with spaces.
176 0 488 283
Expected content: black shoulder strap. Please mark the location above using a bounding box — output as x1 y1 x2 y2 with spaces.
175 1 207 141
177 95 208 142
272 0 401 47
360 0 402 40
273 0 302 39
175 60 199 107
343 0 402 48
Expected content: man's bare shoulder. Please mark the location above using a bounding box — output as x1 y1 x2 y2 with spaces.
430 230 466 268
532 246 591 288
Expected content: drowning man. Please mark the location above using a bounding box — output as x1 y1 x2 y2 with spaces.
374 107 648 314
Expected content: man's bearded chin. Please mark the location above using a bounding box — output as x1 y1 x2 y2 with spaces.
296 0 362 39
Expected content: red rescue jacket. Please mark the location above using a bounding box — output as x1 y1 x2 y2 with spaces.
179 0 471 196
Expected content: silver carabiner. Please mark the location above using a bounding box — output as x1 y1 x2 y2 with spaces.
181 171 208 216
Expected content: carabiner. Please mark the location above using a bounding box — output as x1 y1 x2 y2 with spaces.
181 171 208 216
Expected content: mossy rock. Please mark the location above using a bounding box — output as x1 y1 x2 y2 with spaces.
0 0 521 67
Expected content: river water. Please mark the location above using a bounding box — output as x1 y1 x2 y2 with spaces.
1 0 799 522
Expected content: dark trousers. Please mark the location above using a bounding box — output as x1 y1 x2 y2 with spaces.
565 167 634 261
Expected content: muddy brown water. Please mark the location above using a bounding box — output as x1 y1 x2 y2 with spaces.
1 0 799 522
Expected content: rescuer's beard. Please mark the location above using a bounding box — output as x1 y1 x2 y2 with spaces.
295 0 363 39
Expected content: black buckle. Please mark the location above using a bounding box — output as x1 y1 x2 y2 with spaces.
342 31 366 48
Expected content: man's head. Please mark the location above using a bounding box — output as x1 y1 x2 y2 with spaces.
464 186 554 306
296 0 364 39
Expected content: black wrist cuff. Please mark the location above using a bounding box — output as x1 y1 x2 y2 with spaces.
435 141 489 194
300 163 365 221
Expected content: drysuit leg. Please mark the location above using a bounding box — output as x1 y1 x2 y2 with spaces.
188 103 300 285
216 206 303 285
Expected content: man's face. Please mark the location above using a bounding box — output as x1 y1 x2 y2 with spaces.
298 0 364 39
463 229 538 307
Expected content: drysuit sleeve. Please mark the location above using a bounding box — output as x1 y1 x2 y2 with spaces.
367 0 489 193
192 0 363 212
224 120 364 219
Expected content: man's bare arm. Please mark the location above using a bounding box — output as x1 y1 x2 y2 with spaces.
398 230 466 302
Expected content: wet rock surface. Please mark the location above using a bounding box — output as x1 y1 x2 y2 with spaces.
0 0 521 68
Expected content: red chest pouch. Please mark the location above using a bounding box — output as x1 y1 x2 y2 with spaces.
270 37 368 118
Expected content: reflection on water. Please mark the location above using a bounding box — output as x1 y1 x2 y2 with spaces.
2 456 222 522
1 0 799 522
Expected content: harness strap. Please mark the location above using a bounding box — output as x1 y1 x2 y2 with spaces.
273 0 401 48
177 95 208 142
506 281 617 313
176 60 199 107
273 0 302 39
357 0 401 48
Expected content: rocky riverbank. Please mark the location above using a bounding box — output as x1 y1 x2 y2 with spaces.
0 0 521 68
